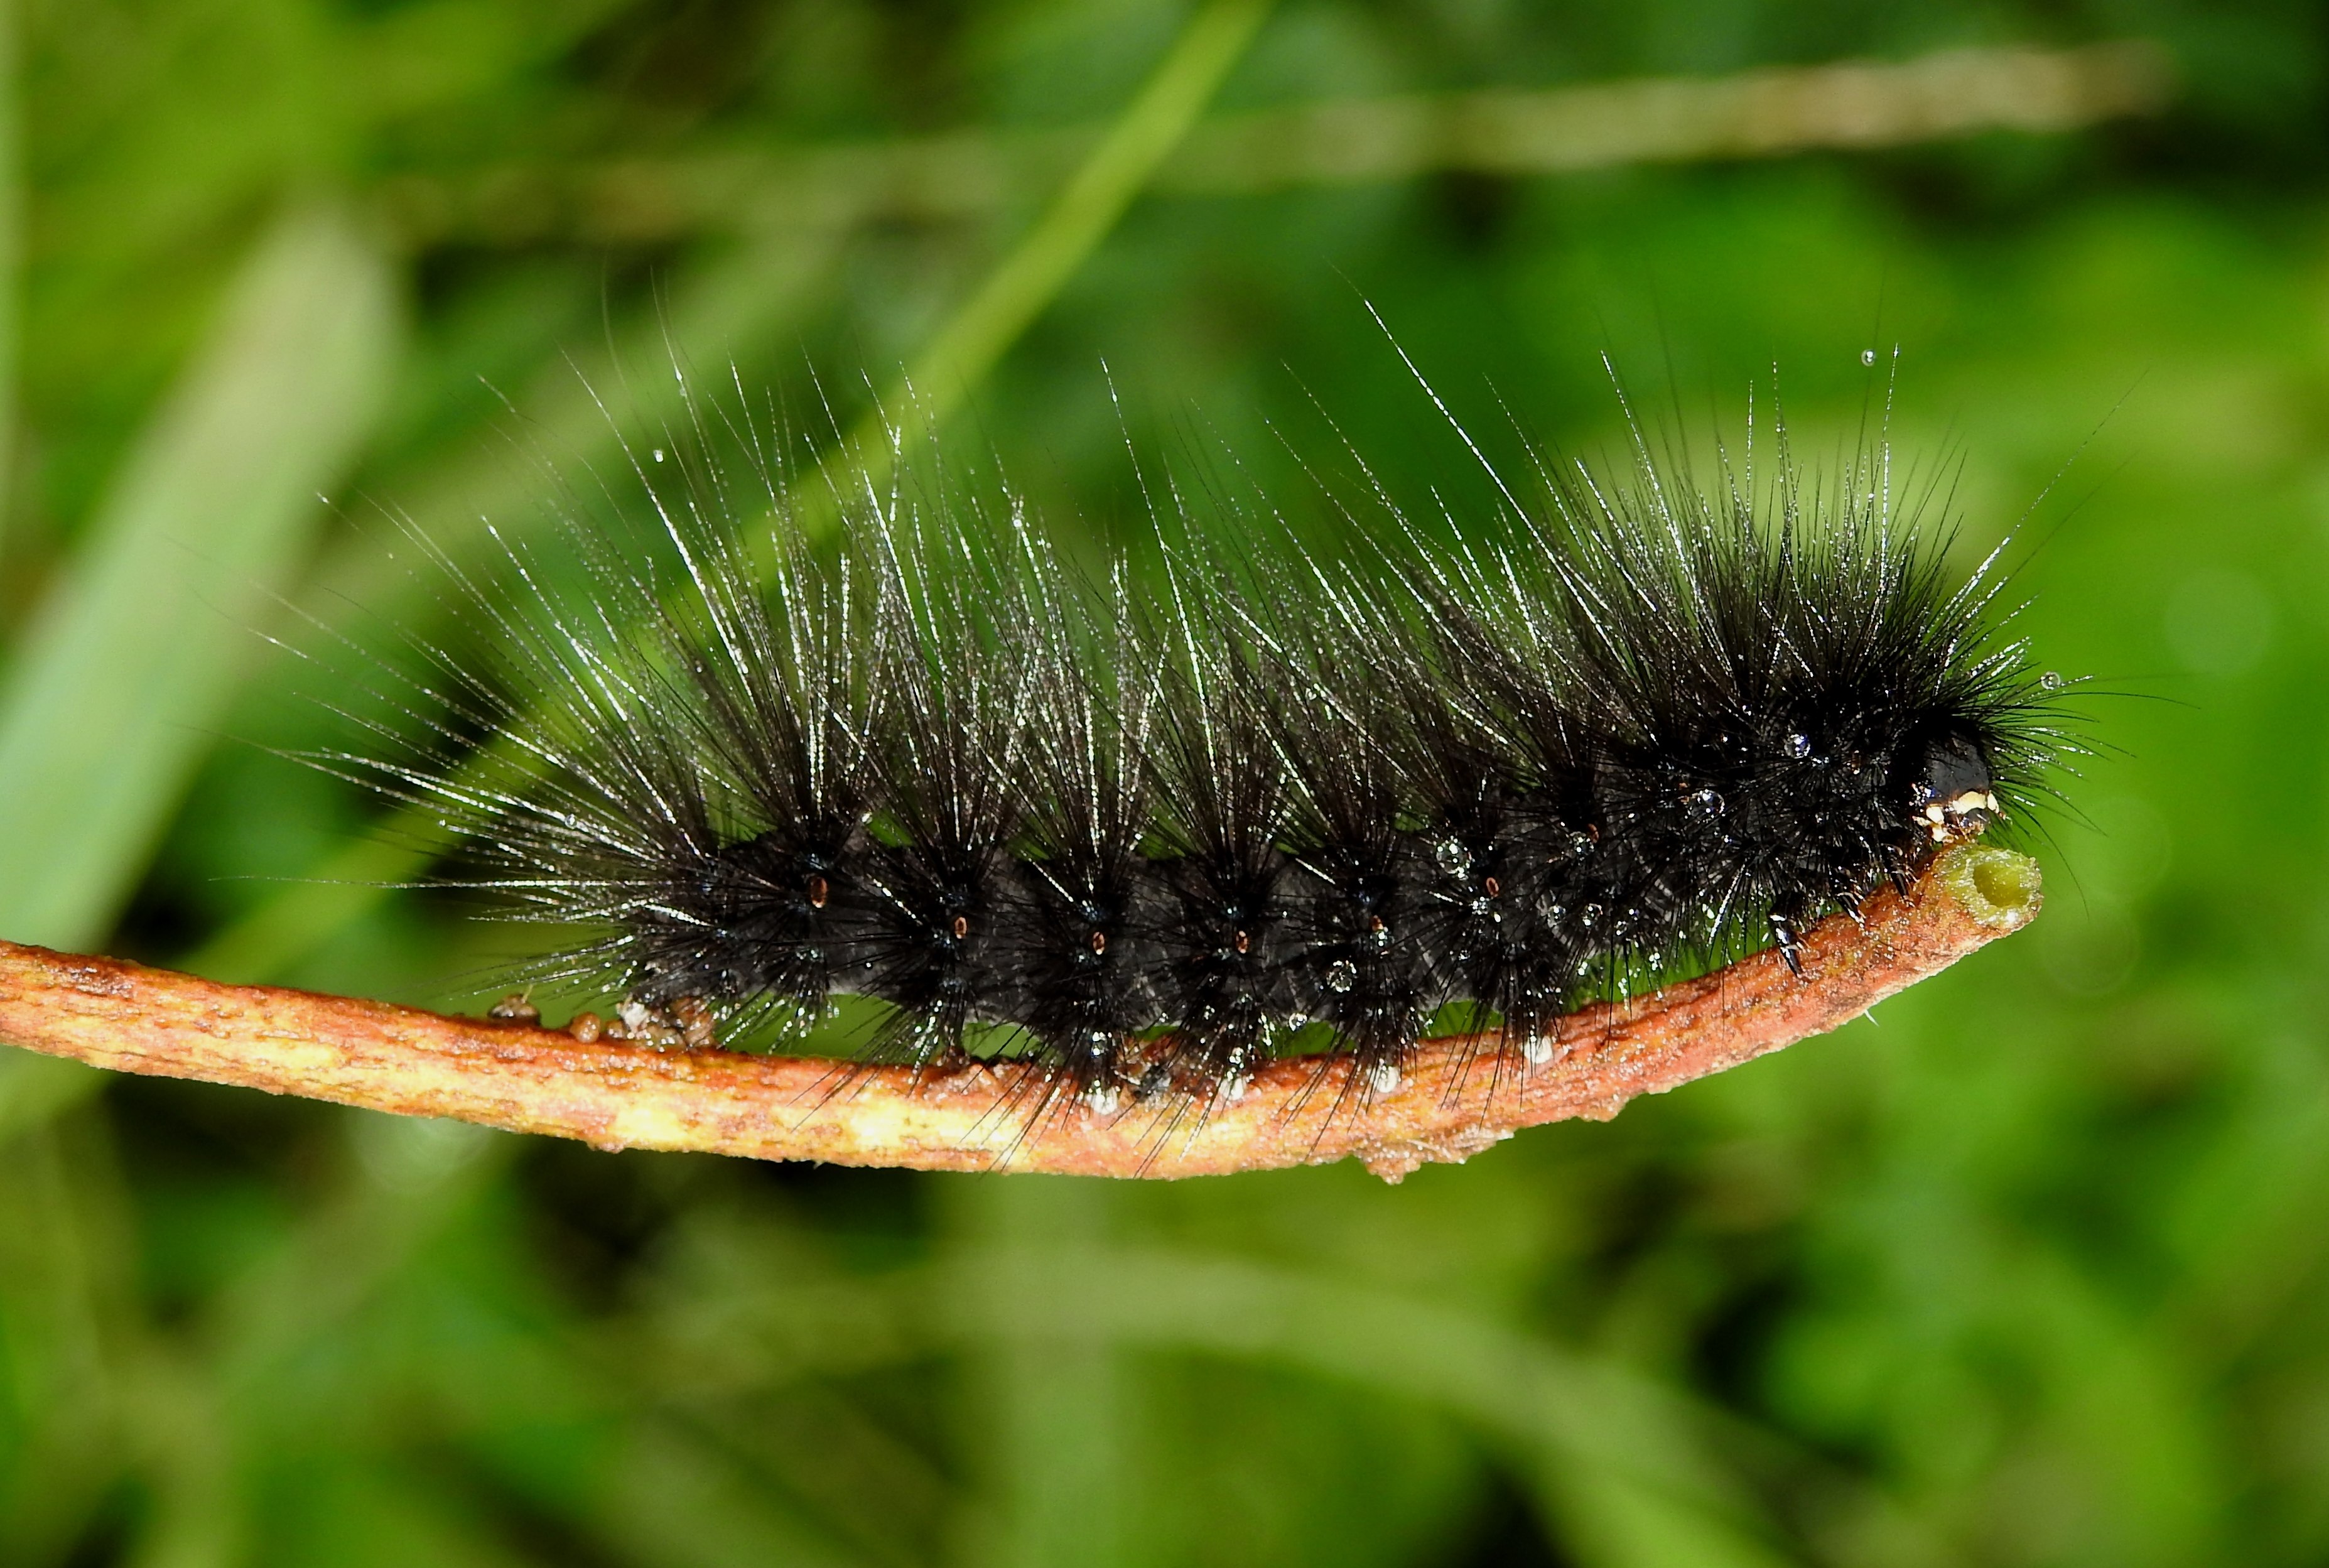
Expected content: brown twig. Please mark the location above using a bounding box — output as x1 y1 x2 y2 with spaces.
376 41 2174 248
0 842 2040 1181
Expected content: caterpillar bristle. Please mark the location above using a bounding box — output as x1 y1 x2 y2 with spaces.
328 361 2073 1123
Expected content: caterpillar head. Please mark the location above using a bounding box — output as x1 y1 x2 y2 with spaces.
1906 733 2000 843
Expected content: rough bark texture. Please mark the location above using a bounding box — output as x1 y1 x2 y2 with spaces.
0 841 2040 1180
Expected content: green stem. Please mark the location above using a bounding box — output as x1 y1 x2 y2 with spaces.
185 0 1276 988
797 0 1274 531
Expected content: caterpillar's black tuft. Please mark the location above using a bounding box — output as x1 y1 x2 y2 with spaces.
331 366 2070 1110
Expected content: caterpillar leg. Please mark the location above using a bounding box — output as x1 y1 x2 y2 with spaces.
1769 900 1810 977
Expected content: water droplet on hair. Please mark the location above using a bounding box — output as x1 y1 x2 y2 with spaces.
1370 1061 1402 1095
1325 960 1358 993
2041 669 2065 689
1084 1083 1121 1115
1435 838 1469 875
1783 732 1813 759
651 448 666 463
1522 1034 1556 1065
1684 787 1725 820
1861 348 1878 366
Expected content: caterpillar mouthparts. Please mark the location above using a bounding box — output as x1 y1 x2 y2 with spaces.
334 364 2073 1118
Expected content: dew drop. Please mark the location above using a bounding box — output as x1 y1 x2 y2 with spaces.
1370 1061 1402 1095
1325 959 1358 993
1684 786 1725 820
1861 348 1877 367
651 448 666 463
1434 838 1469 875
1783 732 1813 760
2041 669 2066 690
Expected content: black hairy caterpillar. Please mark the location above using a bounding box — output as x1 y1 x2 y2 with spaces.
333 359 2065 1113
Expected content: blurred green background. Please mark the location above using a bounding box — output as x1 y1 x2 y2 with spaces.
0 1 2317 1563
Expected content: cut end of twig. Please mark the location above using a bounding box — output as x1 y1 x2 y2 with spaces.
1938 842 2044 929
0 840 2038 1180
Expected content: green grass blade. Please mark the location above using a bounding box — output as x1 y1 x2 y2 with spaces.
798 0 1273 533
0 0 21 568
0 203 400 951
191 0 1273 989
185 232 845 988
